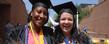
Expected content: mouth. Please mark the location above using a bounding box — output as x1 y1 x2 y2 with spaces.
62 27 70 32
33 16 46 25
35 20 43 24
61 25 72 32
62 24 68 28
33 20 43 27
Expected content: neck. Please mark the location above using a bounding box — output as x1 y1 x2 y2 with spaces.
30 21 42 34
64 32 71 40
64 32 73 44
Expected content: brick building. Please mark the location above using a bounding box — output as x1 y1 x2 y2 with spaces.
0 0 27 43
80 0 109 43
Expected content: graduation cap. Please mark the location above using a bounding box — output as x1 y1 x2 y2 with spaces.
52 2 77 15
29 0 52 8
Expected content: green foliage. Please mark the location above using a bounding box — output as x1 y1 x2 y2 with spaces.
47 20 52 27
76 5 89 23
47 14 58 27
79 10 88 22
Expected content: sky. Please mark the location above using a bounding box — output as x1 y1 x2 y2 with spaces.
22 0 98 19
22 0 98 26
23 0 98 13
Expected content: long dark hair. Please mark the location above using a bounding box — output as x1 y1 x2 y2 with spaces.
28 2 49 24
54 9 79 43
55 9 91 44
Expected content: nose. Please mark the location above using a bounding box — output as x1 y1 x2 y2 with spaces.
65 19 69 24
39 13 44 18
63 19 69 26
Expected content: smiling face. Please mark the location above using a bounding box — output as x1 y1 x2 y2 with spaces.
31 6 48 27
60 12 74 33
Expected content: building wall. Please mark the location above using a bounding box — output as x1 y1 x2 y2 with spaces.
7 0 27 25
80 0 109 38
0 0 27 43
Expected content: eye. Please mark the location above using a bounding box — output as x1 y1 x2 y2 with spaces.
37 10 42 14
68 18 73 21
60 18 66 20
43 12 47 16
36 10 47 16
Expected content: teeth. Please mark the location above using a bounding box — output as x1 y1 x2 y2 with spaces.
63 27 72 32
